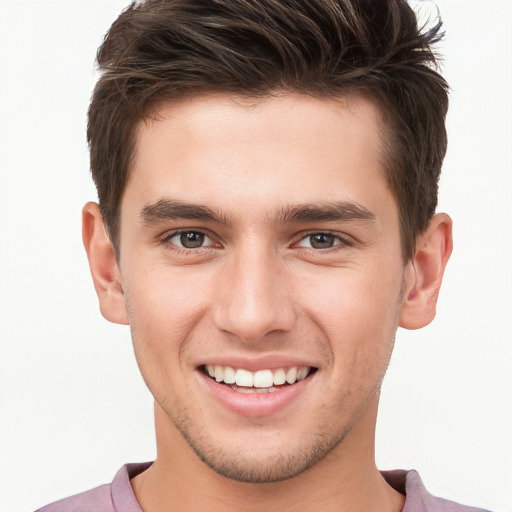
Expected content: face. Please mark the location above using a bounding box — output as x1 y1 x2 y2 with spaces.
117 93 407 482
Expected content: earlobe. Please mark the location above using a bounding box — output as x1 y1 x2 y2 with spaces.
82 202 129 325
399 213 453 330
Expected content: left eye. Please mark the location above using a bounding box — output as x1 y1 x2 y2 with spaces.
168 231 213 249
297 233 342 249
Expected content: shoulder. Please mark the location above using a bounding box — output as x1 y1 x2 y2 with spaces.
382 469 493 512
34 462 152 512
34 483 114 512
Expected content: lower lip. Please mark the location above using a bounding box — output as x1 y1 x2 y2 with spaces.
198 371 313 417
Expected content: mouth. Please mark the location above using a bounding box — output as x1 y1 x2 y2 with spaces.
201 364 317 394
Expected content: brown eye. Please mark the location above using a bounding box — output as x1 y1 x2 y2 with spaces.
295 232 348 251
308 233 337 249
179 231 205 248
166 230 214 250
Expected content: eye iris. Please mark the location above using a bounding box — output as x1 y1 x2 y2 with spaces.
310 233 335 249
180 232 205 248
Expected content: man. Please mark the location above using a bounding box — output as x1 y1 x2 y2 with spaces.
35 0 491 511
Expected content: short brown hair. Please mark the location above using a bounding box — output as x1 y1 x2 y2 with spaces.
88 0 449 260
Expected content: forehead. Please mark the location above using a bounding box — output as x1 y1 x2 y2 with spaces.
125 93 392 221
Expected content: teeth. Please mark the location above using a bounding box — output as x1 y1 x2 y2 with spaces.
273 368 286 385
234 385 278 393
253 369 273 388
297 367 309 381
286 367 297 384
214 365 224 382
235 369 254 387
223 366 236 384
205 365 312 388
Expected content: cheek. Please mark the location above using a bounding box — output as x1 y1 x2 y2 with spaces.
297 262 403 373
122 269 212 406
300 261 403 328
123 267 210 356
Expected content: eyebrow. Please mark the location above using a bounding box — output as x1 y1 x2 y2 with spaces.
273 202 376 224
139 198 376 226
140 198 230 225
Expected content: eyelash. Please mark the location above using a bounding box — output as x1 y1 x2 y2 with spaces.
294 231 353 252
160 229 217 253
159 229 353 254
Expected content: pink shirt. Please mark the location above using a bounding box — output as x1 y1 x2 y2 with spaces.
35 462 492 512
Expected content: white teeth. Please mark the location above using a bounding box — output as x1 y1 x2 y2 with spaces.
235 368 254 387
297 367 310 381
254 369 273 388
205 365 313 389
234 385 278 394
273 368 286 386
286 367 297 384
223 366 236 384
214 365 224 382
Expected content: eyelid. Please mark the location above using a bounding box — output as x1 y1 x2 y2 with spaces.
161 228 221 250
158 228 353 252
293 230 353 250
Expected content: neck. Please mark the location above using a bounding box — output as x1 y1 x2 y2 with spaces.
131 395 404 512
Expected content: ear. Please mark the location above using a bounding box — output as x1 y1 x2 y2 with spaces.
399 213 453 330
82 202 129 325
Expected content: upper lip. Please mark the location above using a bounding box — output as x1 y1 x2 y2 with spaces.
196 354 319 372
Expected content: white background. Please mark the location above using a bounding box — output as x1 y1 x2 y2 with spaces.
0 1 510 511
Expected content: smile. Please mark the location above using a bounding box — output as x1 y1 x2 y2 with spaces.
198 361 317 416
206 364 312 388
203 365 315 393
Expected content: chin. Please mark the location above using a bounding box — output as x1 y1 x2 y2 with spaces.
169 405 349 483
190 445 330 483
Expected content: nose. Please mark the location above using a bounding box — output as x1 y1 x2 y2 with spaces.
212 245 297 343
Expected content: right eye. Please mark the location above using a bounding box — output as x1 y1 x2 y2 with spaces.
165 230 215 249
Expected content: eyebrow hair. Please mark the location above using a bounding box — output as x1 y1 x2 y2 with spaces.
272 202 376 224
139 198 376 226
140 198 230 225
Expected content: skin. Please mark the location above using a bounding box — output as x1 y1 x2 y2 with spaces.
83 93 452 512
